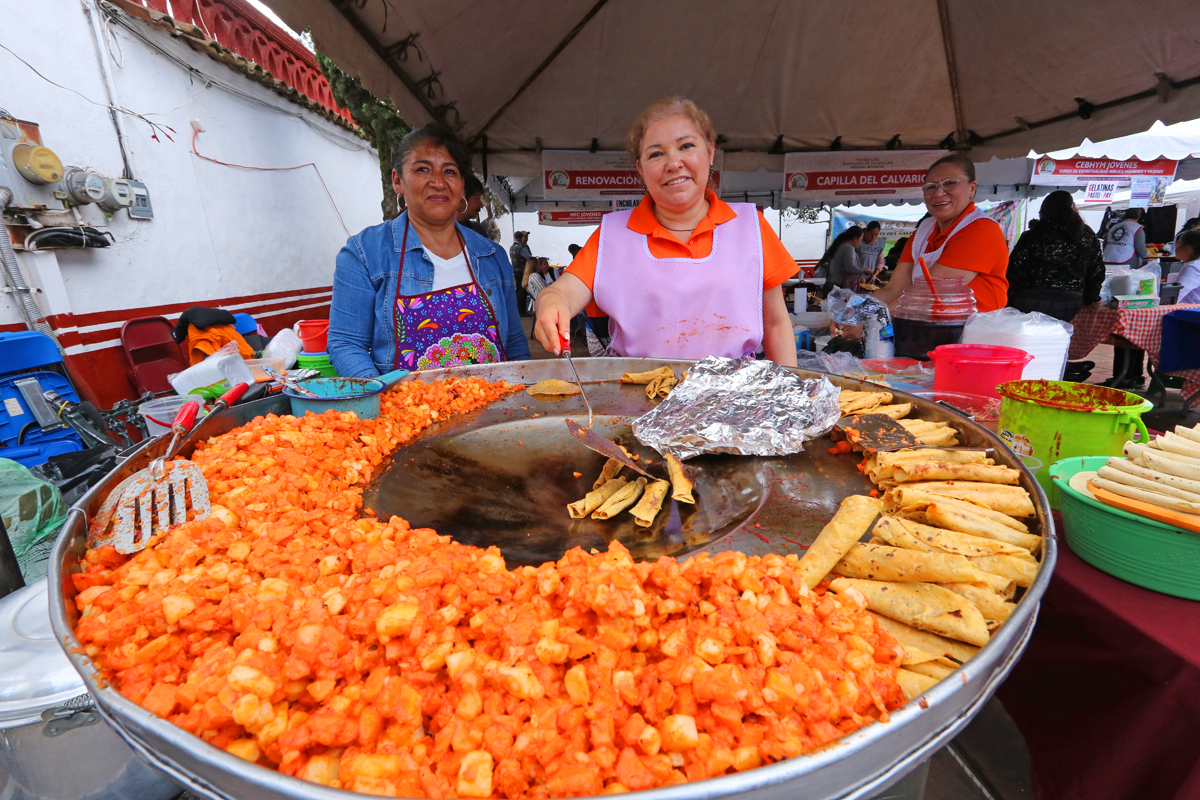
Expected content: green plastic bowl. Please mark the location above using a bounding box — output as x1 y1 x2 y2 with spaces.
1050 456 1200 600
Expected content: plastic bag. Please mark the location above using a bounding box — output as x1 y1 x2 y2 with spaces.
263 328 303 369
1100 263 1161 304
0 458 66 557
823 288 895 359
960 307 1074 381
169 342 256 398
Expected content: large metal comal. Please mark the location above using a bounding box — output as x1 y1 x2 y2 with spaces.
49 358 1056 800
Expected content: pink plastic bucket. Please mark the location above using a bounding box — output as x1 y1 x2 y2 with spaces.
929 344 1034 399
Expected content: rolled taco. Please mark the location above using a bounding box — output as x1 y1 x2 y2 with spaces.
830 577 990 646
568 477 629 519
1105 457 1200 496
1135 448 1200 483
1097 464 1200 505
592 477 647 520
969 554 1038 588
629 480 671 527
621 366 673 384
664 453 695 504
870 612 980 664
975 571 1017 598
1126 441 1200 469
868 450 994 483
1158 432 1200 461
897 669 940 701
795 495 882 589
890 461 1021 486
839 390 891 414
940 582 1015 622
886 488 1030 533
831 542 984 583
900 481 1036 518
905 660 956 680
1173 425 1200 445
1090 476 1200 515
925 501 1042 553
875 516 1029 559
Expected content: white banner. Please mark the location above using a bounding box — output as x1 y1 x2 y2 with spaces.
1083 181 1117 203
783 150 947 201
542 150 723 200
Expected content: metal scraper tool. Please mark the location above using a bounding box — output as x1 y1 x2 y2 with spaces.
565 419 653 479
836 413 921 453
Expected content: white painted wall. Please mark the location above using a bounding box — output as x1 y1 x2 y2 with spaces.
0 0 381 338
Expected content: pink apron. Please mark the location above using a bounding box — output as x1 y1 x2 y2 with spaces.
592 204 764 359
393 221 505 370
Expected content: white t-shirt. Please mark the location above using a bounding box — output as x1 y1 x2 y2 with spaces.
1177 258 1200 305
425 248 472 291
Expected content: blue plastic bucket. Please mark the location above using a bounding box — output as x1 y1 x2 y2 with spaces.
282 370 408 420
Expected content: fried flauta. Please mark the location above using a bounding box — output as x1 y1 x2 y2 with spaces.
568 477 629 519
940 582 1016 622
621 366 674 384
527 379 581 397
839 390 892 414
592 477 648 519
831 543 985 584
630 480 671 527
830 577 990 646
593 450 630 489
646 374 678 399
665 453 695 504
796 495 882 590
870 612 980 664
897 669 940 701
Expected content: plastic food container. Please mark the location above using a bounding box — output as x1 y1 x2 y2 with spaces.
910 390 1002 433
892 278 976 360
928 344 1034 400
790 311 831 330
1051 456 1200 599
295 319 329 353
242 356 288 382
296 351 337 377
137 395 209 436
0 580 180 800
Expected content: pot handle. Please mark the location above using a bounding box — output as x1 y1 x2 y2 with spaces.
1131 414 1150 445
378 369 410 389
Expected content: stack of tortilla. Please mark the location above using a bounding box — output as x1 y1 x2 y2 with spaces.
836 389 960 447
793 482 1041 702
1081 425 1200 518
567 444 695 527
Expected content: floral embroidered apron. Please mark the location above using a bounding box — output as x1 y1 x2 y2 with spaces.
393 221 505 370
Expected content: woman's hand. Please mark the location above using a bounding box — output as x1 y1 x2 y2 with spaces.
533 273 593 354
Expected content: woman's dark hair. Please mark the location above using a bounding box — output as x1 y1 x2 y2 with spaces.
392 123 472 178
1184 217 1200 231
819 225 864 265
1177 228 1200 257
464 172 484 199
925 152 976 182
1123 207 1145 222
1038 190 1085 242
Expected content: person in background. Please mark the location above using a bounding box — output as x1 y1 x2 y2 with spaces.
457 174 489 239
536 97 798 364
524 257 555 310
1103 208 1149 269
1182 217 1200 232
1173 228 1200 304
884 235 908 270
818 226 864 295
328 124 530 376
509 231 533 316
856 221 887 281
1005 190 1105 323
871 154 1009 313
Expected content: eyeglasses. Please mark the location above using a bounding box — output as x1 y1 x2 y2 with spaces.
922 178 965 194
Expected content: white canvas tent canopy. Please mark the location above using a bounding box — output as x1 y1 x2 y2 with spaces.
1040 119 1200 181
267 0 1200 207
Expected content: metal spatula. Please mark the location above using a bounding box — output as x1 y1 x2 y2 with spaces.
88 384 248 553
558 335 593 426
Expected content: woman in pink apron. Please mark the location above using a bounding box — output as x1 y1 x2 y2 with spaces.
532 98 798 366
328 125 530 378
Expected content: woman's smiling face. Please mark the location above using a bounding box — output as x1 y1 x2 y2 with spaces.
922 162 976 226
636 115 714 214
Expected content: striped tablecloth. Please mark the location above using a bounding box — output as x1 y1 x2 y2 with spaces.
1068 303 1200 404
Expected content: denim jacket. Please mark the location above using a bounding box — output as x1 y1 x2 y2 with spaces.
328 212 530 378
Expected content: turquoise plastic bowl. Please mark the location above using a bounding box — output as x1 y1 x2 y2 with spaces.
1050 456 1200 600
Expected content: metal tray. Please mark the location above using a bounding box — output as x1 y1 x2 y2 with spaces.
48 359 1056 800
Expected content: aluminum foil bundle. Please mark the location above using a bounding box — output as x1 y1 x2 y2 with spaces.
633 356 841 459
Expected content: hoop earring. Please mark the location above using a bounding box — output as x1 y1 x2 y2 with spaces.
459 196 468 214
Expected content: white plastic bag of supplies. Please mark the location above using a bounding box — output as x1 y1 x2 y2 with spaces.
960 307 1073 381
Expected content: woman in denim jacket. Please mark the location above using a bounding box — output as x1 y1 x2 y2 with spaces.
329 124 530 377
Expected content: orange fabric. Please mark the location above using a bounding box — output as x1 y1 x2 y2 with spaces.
565 190 798 316
185 324 255 365
900 203 1009 312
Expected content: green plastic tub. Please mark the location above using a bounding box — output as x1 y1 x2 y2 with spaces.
1050 456 1200 600
296 352 337 378
998 380 1151 508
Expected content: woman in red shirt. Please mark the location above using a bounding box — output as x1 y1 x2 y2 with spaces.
872 154 1009 313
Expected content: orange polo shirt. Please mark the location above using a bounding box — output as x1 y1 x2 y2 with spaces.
900 203 1009 312
565 190 799 317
